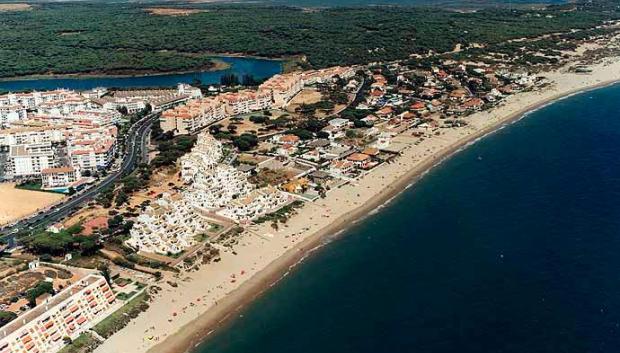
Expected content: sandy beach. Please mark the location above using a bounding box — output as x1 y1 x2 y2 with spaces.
0 183 64 226
94 56 620 353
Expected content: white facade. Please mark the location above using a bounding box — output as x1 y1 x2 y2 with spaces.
127 133 290 254
6 143 56 178
259 73 303 107
0 106 27 127
41 166 81 189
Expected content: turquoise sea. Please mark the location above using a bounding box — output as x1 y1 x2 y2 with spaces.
193 84 620 353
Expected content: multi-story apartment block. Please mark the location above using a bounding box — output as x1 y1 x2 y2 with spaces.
220 89 273 115
301 66 356 85
0 274 116 353
217 185 290 221
179 132 223 182
184 165 254 210
259 73 304 108
69 110 121 127
65 125 117 172
0 106 27 127
0 90 76 111
126 197 214 254
68 139 115 171
160 97 226 135
6 142 57 178
96 97 146 114
157 67 353 136
0 127 67 147
37 97 90 116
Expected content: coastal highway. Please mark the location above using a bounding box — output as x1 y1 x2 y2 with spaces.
0 113 158 242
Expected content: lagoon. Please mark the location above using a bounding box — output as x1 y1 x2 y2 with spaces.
0 57 282 92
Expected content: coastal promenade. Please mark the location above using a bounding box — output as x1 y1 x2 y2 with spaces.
94 56 620 353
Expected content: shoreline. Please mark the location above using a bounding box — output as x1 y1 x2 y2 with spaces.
0 55 293 84
0 60 232 83
90 56 620 353
139 73 620 353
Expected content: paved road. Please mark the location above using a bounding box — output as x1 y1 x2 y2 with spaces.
0 113 159 242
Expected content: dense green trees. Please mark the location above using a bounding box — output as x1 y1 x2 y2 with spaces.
0 311 17 328
25 281 54 306
0 1 617 78
232 133 259 151
21 225 100 257
151 135 197 167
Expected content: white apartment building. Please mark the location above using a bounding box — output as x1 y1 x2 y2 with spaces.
301 66 356 85
127 132 290 254
176 83 203 99
37 97 90 116
179 132 224 182
0 90 75 110
0 106 27 127
6 142 56 178
1 117 118 180
184 165 255 210
41 166 82 189
68 110 121 127
217 185 290 222
69 139 115 171
180 133 254 210
126 197 214 255
100 97 146 114
157 67 354 136
0 127 67 147
66 125 117 171
0 275 116 353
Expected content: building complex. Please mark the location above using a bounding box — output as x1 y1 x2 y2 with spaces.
126 132 290 255
159 66 355 135
0 275 116 353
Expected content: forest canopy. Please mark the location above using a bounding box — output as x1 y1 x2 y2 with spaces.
0 1 618 77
